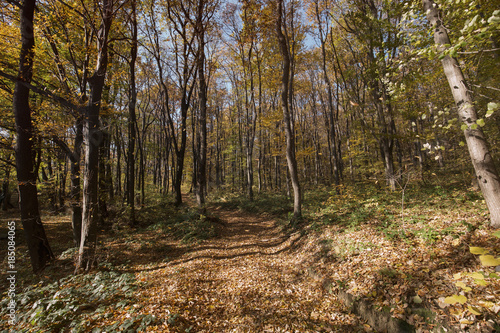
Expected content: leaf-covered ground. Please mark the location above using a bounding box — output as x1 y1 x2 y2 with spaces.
1 183 500 332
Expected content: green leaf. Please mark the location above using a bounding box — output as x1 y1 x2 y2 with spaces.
470 247 489 255
493 230 500 238
488 102 499 112
476 119 485 127
479 255 500 267
413 295 423 304
461 124 468 131
444 294 467 304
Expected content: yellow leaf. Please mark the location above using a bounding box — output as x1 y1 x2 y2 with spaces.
478 301 494 309
453 273 462 280
479 255 500 267
474 279 488 286
412 295 423 304
468 305 482 315
460 319 474 325
444 295 467 304
455 282 471 292
468 272 485 280
470 247 489 255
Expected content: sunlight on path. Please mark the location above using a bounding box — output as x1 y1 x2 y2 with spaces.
136 207 364 332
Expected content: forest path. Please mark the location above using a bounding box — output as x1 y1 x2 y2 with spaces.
133 196 364 332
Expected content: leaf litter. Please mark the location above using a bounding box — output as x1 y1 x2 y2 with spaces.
1 189 499 332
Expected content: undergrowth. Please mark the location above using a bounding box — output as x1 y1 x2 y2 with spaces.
146 206 220 243
210 191 292 216
0 269 160 332
303 180 488 244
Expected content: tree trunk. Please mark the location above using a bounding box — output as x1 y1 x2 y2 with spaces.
115 127 122 196
194 2 208 207
70 120 83 247
98 120 110 225
76 0 113 271
423 0 500 228
13 0 54 273
127 0 138 224
380 138 396 191
2 153 13 211
276 0 301 217
315 1 340 186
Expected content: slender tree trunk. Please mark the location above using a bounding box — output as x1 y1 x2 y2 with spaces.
13 0 54 273
194 3 208 207
2 156 12 211
115 127 122 196
424 0 500 228
276 0 301 217
380 138 396 190
98 120 110 225
175 144 186 205
139 120 145 205
76 0 113 271
71 120 83 247
127 0 138 224
315 1 340 186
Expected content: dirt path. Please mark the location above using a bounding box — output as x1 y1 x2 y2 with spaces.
133 204 365 332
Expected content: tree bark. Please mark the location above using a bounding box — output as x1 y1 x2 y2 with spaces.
69 122 83 247
194 0 209 207
276 0 301 217
13 0 54 273
423 0 500 228
76 0 113 271
127 0 138 224
314 0 340 187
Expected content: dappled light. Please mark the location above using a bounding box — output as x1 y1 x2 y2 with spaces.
0 0 499 331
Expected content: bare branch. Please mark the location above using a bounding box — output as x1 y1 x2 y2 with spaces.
458 48 500 55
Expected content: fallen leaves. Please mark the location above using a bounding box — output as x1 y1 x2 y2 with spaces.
444 294 468 305
2 190 500 332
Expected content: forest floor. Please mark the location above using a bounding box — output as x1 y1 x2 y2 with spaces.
117 200 365 332
1 182 500 332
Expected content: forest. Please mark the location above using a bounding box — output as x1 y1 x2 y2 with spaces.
0 0 499 331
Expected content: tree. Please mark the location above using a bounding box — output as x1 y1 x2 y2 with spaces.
222 0 262 200
309 0 341 186
423 0 500 228
13 0 54 272
193 0 216 207
151 0 198 206
127 0 138 224
76 0 114 271
275 0 301 217
39 3 87 245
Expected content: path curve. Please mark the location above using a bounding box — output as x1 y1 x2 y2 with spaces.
135 203 364 332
